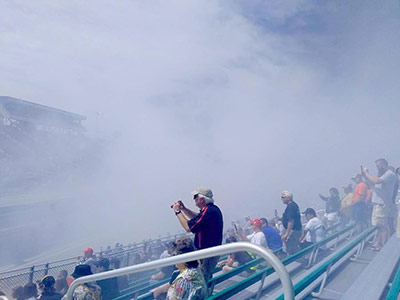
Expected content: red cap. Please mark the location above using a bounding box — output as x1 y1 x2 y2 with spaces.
82 247 93 253
250 218 262 227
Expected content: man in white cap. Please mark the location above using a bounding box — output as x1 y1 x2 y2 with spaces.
172 187 223 283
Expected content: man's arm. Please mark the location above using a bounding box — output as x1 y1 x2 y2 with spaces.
172 202 191 232
181 207 198 219
236 228 251 242
151 271 165 281
362 168 383 184
300 228 309 243
281 220 293 242
319 194 328 201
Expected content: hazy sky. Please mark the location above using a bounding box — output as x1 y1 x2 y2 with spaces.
1 0 400 244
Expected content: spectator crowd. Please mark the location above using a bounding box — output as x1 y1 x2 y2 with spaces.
2 157 400 300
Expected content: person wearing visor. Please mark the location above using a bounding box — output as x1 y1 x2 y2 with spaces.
171 187 223 284
38 275 62 300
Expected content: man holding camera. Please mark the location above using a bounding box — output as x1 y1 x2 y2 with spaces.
171 187 223 283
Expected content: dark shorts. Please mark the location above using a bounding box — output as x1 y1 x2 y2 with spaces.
352 202 367 222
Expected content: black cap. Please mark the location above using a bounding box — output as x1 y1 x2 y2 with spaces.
71 264 93 278
302 208 316 216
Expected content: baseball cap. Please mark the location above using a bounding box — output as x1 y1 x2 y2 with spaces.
191 187 213 201
82 247 93 254
302 208 316 215
249 218 262 227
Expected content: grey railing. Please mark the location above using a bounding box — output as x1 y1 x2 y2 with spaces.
66 242 295 300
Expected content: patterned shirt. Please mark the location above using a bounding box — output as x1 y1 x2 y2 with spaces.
167 268 206 300
72 283 101 300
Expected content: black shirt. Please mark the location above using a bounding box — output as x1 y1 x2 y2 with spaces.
187 203 223 249
325 195 340 213
97 277 120 300
282 201 302 231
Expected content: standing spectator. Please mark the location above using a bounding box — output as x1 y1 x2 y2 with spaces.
167 237 207 300
55 270 69 295
236 218 267 247
351 173 369 232
340 184 354 226
23 283 37 300
37 276 63 300
171 187 223 283
79 248 98 273
109 258 129 291
362 158 397 251
299 208 326 247
70 265 101 300
97 258 120 300
280 190 302 255
319 187 341 227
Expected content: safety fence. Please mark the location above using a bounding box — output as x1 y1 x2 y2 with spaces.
0 233 188 296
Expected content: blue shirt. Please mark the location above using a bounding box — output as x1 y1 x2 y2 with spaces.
262 226 283 251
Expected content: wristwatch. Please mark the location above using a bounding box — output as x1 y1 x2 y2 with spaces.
175 210 182 215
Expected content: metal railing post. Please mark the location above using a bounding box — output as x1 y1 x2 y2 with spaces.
44 263 49 276
126 251 130 267
29 266 35 283
65 242 294 300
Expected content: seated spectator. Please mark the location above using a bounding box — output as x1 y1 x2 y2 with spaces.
55 270 69 295
319 187 341 227
70 265 101 300
150 243 176 283
38 275 63 300
299 208 326 248
260 218 283 251
153 270 180 300
23 283 37 300
167 237 207 300
12 286 24 300
79 248 98 273
217 236 255 273
109 258 128 291
340 184 354 226
236 218 267 247
96 258 120 300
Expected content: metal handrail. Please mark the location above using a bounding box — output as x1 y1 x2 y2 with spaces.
275 226 376 300
66 242 294 300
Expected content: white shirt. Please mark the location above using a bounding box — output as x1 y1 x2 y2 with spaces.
247 231 267 247
305 217 325 243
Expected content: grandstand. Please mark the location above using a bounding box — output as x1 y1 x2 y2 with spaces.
1 221 399 299
0 96 105 272
0 96 99 200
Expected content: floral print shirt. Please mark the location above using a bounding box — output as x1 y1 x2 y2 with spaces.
167 267 206 300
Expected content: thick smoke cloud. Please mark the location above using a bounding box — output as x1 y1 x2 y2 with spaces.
0 0 399 254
